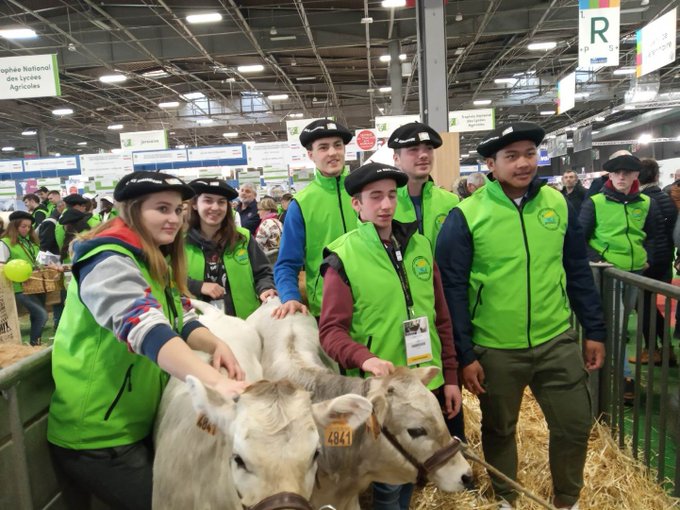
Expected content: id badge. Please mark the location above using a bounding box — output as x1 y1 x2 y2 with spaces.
403 316 433 366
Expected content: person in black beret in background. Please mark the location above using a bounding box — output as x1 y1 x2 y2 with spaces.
389 121 461 251
185 178 277 319
47 171 247 510
437 122 606 509
319 162 463 510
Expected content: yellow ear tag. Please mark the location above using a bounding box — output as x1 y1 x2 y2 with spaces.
324 420 352 447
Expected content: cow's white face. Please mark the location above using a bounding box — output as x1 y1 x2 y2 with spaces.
368 367 473 491
186 377 372 507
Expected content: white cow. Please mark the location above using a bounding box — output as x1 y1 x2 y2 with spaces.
248 298 474 510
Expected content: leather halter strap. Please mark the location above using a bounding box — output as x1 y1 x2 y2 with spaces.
380 426 463 487
247 492 315 510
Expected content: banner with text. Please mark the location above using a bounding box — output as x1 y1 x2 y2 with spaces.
120 129 168 151
448 108 495 133
558 73 576 114
636 8 677 77
0 54 61 100
578 1 620 68
375 114 420 138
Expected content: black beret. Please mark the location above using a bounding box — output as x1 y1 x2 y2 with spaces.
603 154 642 173
299 119 353 148
63 194 90 207
477 122 545 158
9 211 34 222
114 171 195 202
344 162 409 196
188 179 238 200
388 122 442 149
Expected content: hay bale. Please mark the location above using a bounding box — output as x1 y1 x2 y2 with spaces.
411 390 680 510
0 343 45 368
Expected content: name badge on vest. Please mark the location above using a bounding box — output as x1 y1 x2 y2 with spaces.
403 316 433 366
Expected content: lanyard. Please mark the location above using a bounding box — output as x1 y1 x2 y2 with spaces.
383 234 415 318
17 238 38 267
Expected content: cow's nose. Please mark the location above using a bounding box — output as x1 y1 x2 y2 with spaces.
461 471 476 490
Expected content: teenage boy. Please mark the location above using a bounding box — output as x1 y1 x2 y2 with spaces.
319 161 461 510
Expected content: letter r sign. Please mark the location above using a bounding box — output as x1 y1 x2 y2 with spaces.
591 17 609 44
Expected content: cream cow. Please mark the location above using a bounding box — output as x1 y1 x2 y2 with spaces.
248 298 474 510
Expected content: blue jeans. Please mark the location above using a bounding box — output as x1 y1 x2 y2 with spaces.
15 292 48 344
372 482 413 510
51 289 67 329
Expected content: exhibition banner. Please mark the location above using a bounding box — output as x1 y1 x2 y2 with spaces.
375 114 420 137
573 125 593 153
578 1 620 68
0 54 61 100
557 73 576 114
448 109 495 133
636 8 677 77
80 153 133 178
120 129 168 151
285 117 326 142
248 142 289 168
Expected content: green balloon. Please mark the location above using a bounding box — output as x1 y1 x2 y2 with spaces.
4 259 33 283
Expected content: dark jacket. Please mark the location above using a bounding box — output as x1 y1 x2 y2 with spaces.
436 175 606 367
237 200 260 235
641 183 677 276
586 174 608 197
579 180 663 270
561 182 587 211
38 208 60 255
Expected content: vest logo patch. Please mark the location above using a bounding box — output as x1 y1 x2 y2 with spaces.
537 208 560 230
435 214 447 230
412 256 432 281
234 247 249 264
629 207 644 222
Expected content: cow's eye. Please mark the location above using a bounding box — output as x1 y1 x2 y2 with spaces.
314 448 321 460
232 454 248 471
407 427 427 439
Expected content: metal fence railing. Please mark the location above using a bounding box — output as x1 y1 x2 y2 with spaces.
583 265 680 495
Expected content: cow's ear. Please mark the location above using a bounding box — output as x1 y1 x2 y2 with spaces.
186 375 237 434
312 394 372 430
410 366 440 386
368 392 388 425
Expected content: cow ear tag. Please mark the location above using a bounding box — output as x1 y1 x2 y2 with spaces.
324 420 352 447
196 413 217 435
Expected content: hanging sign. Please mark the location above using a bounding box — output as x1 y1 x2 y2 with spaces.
0 54 61 100
636 8 677 77
448 109 495 133
578 1 620 68
558 73 576 114
355 129 378 151
375 114 420 138
120 129 168 151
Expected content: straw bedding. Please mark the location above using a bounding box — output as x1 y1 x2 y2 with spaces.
0 343 45 368
410 390 679 509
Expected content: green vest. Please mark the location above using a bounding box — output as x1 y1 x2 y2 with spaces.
456 180 571 349
394 181 460 251
55 223 65 251
294 169 358 317
1 236 38 292
588 193 650 271
185 227 260 319
48 243 182 450
326 221 444 390
87 215 101 228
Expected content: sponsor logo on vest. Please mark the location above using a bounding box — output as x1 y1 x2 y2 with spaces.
435 214 447 230
411 256 432 281
629 207 644 222
234 247 249 264
537 207 560 230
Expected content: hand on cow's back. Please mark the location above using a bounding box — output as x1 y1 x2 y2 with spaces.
271 299 308 319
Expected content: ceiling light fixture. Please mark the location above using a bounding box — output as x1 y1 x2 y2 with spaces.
186 13 223 24
223 132 239 138
268 94 289 100
107 124 124 130
296 76 316 81
638 133 652 144
196 119 214 125
494 78 517 84
1 146 15 152
237 64 264 73
361 17 374 24
473 99 492 106
270 35 297 41
270 26 277 35
607 120 633 129
288 113 304 118
99 74 127 84
381 0 406 7
77 141 87 146
540 110 555 116
528 41 557 51
226 77 236 83
594 116 606 121
176 144 187 149
159 101 180 108
142 69 169 79
379 55 391 63
455 12 463 22
379 86 392 93
21 129 37 136
0 28 37 39
613 68 636 75
52 108 74 116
